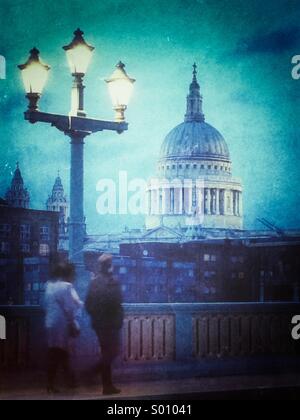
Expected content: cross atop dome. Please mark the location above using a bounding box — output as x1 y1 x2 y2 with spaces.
185 63 204 123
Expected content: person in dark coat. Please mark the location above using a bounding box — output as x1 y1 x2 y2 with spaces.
85 253 124 395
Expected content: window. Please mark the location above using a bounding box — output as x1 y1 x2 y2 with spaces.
201 165 204 169
40 226 50 241
172 165 176 170
186 164 190 169
239 272 245 279
20 224 31 241
20 243 30 253
204 254 217 262
231 256 244 264
119 267 127 274
204 271 216 279
39 244 50 256
33 283 39 291
1 241 10 253
0 224 11 238
188 270 194 278
193 164 197 169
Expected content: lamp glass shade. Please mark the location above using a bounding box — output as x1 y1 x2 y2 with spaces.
63 29 94 75
18 48 50 94
106 62 135 107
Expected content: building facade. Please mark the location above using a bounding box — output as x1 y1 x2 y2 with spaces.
84 232 300 304
0 200 59 305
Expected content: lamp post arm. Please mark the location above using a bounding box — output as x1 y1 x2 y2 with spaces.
24 110 128 135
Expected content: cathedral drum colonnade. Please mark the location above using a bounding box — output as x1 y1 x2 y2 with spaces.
146 64 243 231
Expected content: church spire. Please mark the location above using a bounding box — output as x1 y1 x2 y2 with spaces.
5 163 30 208
46 172 69 237
184 63 205 123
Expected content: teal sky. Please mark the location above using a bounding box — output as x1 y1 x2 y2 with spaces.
0 0 299 234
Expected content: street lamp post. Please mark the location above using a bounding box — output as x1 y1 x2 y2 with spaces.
18 29 135 265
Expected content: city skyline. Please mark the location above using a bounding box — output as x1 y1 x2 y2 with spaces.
0 0 299 234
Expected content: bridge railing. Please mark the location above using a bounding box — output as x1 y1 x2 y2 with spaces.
0 303 299 371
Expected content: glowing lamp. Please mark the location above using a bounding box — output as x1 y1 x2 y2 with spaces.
106 62 135 122
63 28 94 75
18 48 50 110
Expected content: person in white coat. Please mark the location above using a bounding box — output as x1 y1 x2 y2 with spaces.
44 261 82 393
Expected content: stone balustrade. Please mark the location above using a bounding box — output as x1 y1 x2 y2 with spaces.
0 303 299 376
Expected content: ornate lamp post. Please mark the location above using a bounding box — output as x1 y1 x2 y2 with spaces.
18 29 135 265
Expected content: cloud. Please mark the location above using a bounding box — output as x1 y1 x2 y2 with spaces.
235 26 300 55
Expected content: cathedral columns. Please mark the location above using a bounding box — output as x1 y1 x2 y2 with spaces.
219 189 225 215
225 190 232 215
206 188 211 215
216 189 220 215
232 190 236 216
165 185 171 214
239 192 243 216
232 190 241 216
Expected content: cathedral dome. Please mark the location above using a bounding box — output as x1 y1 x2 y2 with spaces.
160 121 230 162
146 64 243 232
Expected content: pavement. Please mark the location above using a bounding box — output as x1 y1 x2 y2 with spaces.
0 373 300 400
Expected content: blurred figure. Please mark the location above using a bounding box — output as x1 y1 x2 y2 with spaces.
44 261 82 394
85 254 124 395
